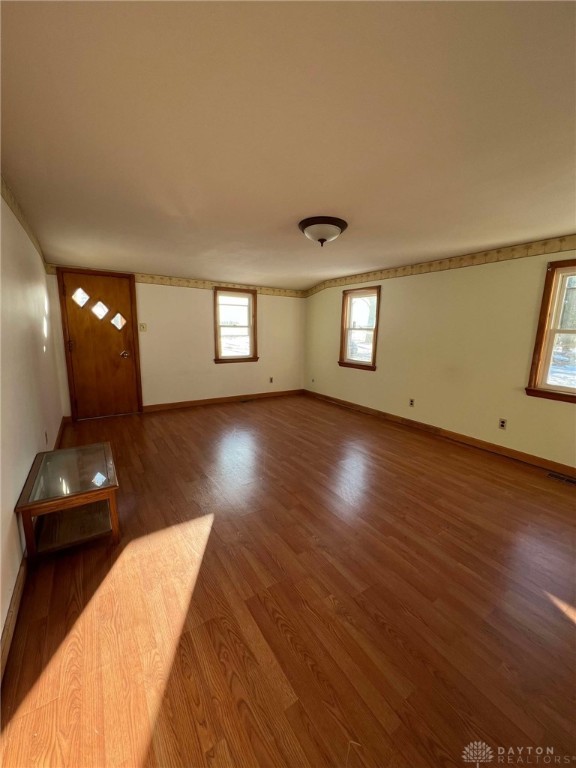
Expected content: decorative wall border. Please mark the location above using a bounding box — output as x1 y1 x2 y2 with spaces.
134 272 304 298
303 234 576 297
44 262 303 297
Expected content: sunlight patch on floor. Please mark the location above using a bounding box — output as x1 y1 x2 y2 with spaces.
545 591 576 624
2 514 213 767
101 513 214 767
334 442 369 508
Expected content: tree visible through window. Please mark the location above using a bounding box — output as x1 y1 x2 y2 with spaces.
527 259 576 403
214 288 258 363
339 286 381 370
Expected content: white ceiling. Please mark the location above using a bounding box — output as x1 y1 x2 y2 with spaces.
2 2 575 290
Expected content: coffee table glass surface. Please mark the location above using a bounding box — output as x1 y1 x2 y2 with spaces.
29 443 117 503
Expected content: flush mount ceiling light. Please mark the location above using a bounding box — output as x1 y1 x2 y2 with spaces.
298 216 348 247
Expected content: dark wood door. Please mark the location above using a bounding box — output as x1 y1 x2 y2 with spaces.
58 269 142 420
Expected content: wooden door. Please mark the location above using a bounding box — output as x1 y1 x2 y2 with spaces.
58 269 143 420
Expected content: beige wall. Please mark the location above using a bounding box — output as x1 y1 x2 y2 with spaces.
305 251 576 467
1 201 64 630
136 283 305 406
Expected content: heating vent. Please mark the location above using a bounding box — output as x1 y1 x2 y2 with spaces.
548 472 576 485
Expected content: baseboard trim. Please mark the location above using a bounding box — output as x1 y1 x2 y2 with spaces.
54 416 72 449
143 389 306 413
304 390 576 479
1 558 27 682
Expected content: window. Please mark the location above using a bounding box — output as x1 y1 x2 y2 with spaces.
214 288 258 363
527 259 576 403
91 301 109 320
339 286 381 370
71 287 90 307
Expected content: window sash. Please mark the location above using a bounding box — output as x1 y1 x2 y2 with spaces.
539 329 576 393
214 289 258 362
538 268 576 392
339 287 380 369
527 260 576 402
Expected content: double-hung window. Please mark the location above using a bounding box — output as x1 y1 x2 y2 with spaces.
527 259 576 403
214 288 258 363
339 286 381 370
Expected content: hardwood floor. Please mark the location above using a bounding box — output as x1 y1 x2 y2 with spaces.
1 395 574 767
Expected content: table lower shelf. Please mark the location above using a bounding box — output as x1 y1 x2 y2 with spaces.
34 499 113 555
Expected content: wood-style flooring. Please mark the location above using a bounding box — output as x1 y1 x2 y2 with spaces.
1 395 575 767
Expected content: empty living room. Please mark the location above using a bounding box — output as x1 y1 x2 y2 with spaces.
1 2 575 767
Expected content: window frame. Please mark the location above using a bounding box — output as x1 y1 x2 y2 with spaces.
526 258 576 404
338 286 381 371
213 287 259 364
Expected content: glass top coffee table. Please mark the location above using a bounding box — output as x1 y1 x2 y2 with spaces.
15 442 120 561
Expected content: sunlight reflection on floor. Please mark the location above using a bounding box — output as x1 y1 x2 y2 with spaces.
2 513 213 767
334 442 368 507
545 591 576 624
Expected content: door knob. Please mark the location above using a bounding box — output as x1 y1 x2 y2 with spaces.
120 350 131 358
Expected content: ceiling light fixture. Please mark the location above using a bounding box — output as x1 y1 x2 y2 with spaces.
298 216 348 247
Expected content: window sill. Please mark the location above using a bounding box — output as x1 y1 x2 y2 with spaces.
525 387 575 404
338 361 376 371
214 356 259 364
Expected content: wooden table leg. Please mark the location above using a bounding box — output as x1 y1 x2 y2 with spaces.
21 511 37 561
108 490 120 543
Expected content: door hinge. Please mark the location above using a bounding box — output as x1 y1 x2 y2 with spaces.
67 339 74 352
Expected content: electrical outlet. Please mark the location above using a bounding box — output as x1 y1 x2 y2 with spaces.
269 377 273 384
409 399 415 407
499 418 507 430
138 323 147 332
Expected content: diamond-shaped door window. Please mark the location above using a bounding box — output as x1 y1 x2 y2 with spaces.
91 301 109 320
72 287 90 307
110 313 127 330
